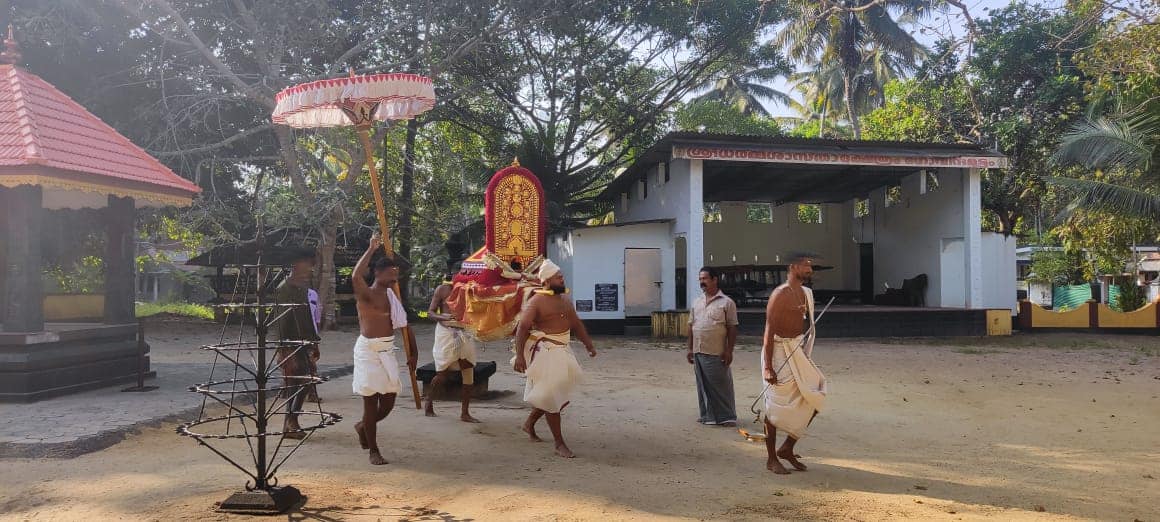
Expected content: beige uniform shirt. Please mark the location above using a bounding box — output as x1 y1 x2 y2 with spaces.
689 290 739 356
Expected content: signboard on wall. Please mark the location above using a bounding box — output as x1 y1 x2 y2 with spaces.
575 300 593 312
671 144 1009 169
594 284 618 311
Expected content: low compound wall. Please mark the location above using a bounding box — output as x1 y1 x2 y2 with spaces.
1018 300 1159 332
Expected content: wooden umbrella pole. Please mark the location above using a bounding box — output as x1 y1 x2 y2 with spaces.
357 127 422 409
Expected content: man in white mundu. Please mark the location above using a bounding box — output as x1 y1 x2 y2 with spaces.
350 234 418 466
512 260 597 458
760 253 829 475
424 265 481 422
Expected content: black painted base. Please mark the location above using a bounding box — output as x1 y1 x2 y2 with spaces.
416 361 497 400
0 323 149 402
217 486 302 515
120 385 159 392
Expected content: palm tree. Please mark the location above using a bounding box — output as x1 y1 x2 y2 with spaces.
777 0 931 138
692 45 799 117
693 76 798 117
791 46 913 137
1051 111 1160 218
790 61 848 136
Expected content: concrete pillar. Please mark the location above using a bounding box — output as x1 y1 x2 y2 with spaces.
0 187 6 326
686 159 705 308
963 168 983 308
4 185 44 332
104 195 136 324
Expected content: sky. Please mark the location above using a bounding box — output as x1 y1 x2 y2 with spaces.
761 0 1066 117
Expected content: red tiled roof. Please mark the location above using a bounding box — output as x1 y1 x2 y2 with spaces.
0 64 200 196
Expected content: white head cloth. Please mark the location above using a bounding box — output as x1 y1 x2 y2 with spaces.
538 259 561 282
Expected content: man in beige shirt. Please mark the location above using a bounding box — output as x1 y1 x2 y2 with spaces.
686 266 739 426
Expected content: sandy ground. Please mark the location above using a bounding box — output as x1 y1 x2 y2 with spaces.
1 322 1158 521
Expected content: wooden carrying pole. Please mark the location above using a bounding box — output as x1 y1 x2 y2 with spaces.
357 127 422 409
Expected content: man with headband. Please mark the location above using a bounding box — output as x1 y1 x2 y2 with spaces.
760 252 829 475
512 259 597 458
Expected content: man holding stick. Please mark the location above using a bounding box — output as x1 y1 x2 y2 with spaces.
351 233 418 465
760 253 828 474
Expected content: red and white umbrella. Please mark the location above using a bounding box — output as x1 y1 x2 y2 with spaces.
271 71 436 409
271 73 435 128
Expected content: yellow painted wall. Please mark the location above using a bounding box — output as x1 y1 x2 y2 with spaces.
1097 302 1157 328
43 294 104 321
1029 302 1090 328
986 310 1012 335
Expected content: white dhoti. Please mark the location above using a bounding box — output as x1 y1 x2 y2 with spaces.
513 330 583 413
433 323 478 371
760 334 828 439
352 335 401 396
760 286 827 439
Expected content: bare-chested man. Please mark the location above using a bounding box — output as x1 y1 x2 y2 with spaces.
761 253 828 475
351 234 418 465
512 260 597 458
424 265 481 422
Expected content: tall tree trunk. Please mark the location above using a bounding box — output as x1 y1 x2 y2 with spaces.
398 118 420 303
315 207 340 330
819 104 827 138
998 211 1016 236
842 72 861 139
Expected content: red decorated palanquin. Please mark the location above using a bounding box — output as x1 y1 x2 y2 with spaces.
445 160 548 340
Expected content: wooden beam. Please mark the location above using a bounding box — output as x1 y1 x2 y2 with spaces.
103 195 136 325
3 185 44 332
0 187 6 326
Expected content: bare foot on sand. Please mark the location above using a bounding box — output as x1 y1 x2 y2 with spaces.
522 420 544 442
283 425 306 440
460 413 481 423
354 422 368 449
368 449 388 465
555 443 575 458
777 449 807 471
767 458 791 475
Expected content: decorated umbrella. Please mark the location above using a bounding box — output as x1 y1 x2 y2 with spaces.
272 71 436 408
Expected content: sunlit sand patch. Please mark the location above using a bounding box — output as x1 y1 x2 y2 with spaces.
993 444 1122 473
819 458 1009 489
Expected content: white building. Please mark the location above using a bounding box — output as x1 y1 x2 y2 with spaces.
548 133 1016 336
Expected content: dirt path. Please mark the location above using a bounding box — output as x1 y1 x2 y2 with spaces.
1 328 1157 521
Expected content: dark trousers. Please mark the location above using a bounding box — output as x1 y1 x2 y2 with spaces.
278 343 316 420
694 353 737 424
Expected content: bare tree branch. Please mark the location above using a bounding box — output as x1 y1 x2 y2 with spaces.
125 0 274 108
151 123 273 158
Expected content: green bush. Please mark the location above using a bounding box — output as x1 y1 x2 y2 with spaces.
1028 250 1086 286
1112 278 1147 312
136 301 214 320
44 256 105 294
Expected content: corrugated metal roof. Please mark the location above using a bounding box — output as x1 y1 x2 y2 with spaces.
0 64 200 195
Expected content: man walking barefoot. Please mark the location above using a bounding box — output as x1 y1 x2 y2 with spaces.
351 234 418 465
513 260 597 458
424 265 481 422
761 253 828 474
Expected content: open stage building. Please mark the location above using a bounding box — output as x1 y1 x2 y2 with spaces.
548 133 1016 337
